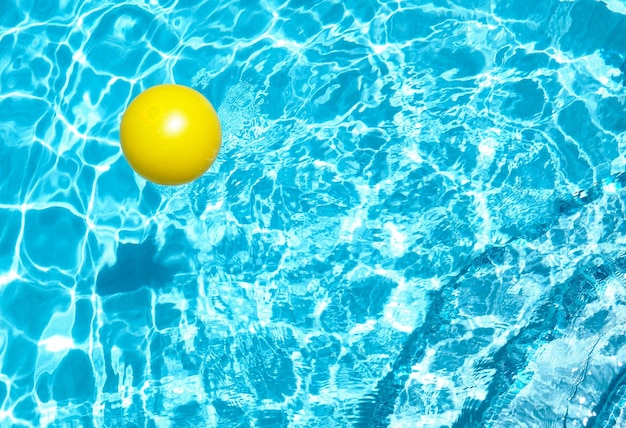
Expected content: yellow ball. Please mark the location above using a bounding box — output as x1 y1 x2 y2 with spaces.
120 84 222 185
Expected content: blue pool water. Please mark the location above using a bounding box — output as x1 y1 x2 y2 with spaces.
2 0 626 426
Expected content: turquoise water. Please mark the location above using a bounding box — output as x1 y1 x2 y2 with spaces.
1 0 626 426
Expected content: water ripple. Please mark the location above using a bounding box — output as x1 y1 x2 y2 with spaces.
1 0 626 426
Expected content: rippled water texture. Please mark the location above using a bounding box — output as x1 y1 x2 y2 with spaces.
1 0 626 426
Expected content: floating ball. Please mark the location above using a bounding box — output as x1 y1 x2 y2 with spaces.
120 84 222 185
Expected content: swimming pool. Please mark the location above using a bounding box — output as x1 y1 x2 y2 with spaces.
1 0 626 426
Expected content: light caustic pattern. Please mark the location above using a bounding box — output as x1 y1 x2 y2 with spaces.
1 0 626 426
